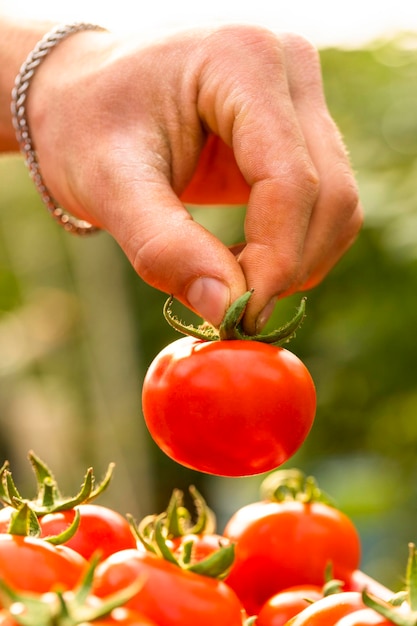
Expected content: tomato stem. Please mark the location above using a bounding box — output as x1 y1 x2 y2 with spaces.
164 291 307 345
361 543 417 626
0 452 115 516
260 468 335 505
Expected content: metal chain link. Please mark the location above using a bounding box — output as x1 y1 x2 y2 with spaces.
11 23 106 236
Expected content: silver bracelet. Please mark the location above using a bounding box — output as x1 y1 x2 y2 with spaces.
11 23 107 236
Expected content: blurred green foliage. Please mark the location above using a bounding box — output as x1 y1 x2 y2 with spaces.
1 33 417 590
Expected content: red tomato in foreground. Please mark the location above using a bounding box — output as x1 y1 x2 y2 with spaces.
345 570 393 602
39 504 137 560
284 592 365 625
256 586 323 626
0 534 86 598
93 548 244 626
224 500 361 616
334 609 393 626
142 336 316 477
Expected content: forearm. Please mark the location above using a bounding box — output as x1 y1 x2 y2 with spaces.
0 16 54 151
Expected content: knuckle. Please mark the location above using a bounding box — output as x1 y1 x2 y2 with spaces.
333 169 362 223
282 32 319 61
203 24 285 66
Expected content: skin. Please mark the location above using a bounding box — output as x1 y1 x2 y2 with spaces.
0 17 362 332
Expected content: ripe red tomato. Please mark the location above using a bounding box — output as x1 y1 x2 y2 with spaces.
223 499 361 616
0 612 16 626
345 570 393 602
38 504 137 560
256 586 323 626
0 534 86 597
142 336 316 476
0 503 137 562
93 548 245 626
180 134 250 205
284 592 365 625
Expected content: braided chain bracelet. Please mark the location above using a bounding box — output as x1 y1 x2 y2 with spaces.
11 23 107 236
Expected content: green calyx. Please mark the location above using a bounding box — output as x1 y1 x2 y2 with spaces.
128 486 234 579
0 450 114 515
260 468 335 506
361 543 417 625
0 450 114 543
0 552 143 626
164 290 306 345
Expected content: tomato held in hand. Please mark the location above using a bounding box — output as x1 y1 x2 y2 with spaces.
142 293 315 477
142 330 315 477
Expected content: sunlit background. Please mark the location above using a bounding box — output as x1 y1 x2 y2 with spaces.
2 0 417 46
1 0 417 592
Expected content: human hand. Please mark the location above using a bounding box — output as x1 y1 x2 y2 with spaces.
26 24 362 333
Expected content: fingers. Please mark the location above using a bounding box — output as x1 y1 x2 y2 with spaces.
92 161 248 328
28 24 362 334
215 30 362 332
281 34 363 291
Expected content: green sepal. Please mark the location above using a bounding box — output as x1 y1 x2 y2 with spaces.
0 450 114 515
128 486 233 579
260 468 335 505
5 502 81 545
164 485 216 537
44 508 81 545
187 541 235 579
163 290 306 345
361 543 417 626
219 292 306 345
7 503 41 537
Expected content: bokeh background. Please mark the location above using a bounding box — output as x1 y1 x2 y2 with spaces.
1 0 417 593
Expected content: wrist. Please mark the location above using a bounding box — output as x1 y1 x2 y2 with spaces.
11 23 110 235
0 17 56 151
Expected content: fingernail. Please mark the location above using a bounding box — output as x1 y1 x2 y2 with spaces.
186 277 230 327
256 297 277 332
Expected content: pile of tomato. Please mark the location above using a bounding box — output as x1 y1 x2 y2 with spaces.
0 297 411 625
0 450 412 626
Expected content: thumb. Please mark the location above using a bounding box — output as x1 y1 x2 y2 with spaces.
100 179 248 328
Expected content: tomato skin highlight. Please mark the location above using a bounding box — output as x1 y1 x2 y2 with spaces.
256 586 323 626
93 548 245 626
142 336 316 477
345 570 393 602
223 500 361 616
284 591 366 626
0 534 86 598
334 609 394 626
